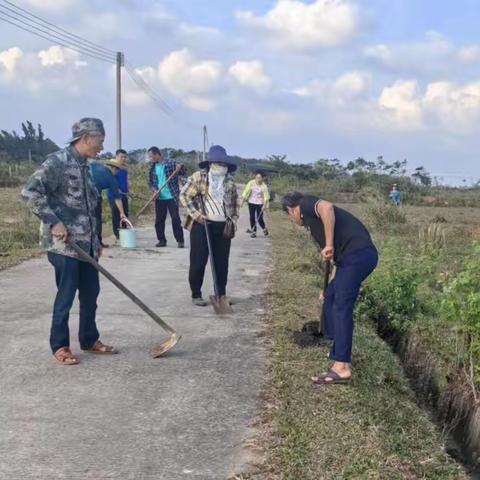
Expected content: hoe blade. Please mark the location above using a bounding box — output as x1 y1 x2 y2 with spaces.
210 295 234 315
151 333 181 358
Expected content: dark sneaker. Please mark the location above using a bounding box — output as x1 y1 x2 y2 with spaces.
192 297 208 307
156 241 167 247
263 228 269 236
250 232 257 238
246 228 253 234
177 242 185 248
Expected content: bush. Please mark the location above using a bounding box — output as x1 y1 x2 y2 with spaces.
441 244 480 383
358 260 420 333
362 201 407 229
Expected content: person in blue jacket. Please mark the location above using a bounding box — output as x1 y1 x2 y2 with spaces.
106 149 129 240
89 160 127 247
389 184 401 206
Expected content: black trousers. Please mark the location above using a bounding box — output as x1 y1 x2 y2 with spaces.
189 221 231 298
47 252 100 353
155 199 184 243
109 197 129 239
95 197 103 243
248 203 266 231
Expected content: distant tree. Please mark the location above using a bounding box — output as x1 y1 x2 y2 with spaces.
412 166 432 187
0 121 58 163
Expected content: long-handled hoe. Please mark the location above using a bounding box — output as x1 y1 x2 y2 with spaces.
69 242 181 357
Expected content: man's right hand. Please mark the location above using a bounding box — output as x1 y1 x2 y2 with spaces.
195 215 207 225
51 222 68 241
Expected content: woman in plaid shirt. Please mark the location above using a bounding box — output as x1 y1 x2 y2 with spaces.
180 145 239 306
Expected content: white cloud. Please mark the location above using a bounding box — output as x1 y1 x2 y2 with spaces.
0 47 24 74
457 45 480 63
424 81 480 130
158 49 223 111
375 79 480 134
364 31 453 73
293 70 371 106
24 0 74 11
228 60 271 93
38 46 86 68
378 80 423 130
237 0 359 50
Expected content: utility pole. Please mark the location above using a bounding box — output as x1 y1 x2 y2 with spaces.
203 125 207 162
116 52 124 151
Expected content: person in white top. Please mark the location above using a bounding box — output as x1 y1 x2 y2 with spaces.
241 172 270 238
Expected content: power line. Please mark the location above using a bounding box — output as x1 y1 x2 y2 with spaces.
124 61 174 115
0 14 115 63
124 60 201 131
0 0 115 56
0 8 115 62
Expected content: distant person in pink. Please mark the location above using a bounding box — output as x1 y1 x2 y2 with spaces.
241 172 270 238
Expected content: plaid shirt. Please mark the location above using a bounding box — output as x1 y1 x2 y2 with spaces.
179 169 239 230
147 159 186 204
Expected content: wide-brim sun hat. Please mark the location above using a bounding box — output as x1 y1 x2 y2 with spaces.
199 144 237 172
105 159 126 170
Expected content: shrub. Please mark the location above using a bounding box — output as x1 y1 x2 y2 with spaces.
358 262 420 333
441 244 480 383
361 201 407 229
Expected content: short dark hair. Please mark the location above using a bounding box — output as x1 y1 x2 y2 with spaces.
254 171 264 177
116 149 127 156
281 191 304 212
148 146 162 155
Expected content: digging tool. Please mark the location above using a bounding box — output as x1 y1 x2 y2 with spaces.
69 241 181 357
130 165 181 223
291 260 332 348
199 195 234 315
318 260 332 336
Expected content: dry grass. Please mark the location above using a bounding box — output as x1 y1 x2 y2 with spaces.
0 187 39 269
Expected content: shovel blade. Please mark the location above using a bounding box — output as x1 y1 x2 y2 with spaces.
210 295 234 315
151 333 181 358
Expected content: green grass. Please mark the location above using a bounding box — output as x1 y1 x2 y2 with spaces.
262 211 466 479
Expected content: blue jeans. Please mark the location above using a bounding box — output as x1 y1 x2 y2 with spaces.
322 247 378 363
47 252 100 353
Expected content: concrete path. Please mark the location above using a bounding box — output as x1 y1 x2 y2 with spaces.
0 209 269 479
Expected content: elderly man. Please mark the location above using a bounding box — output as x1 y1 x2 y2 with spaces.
282 191 378 385
147 146 186 248
22 118 117 365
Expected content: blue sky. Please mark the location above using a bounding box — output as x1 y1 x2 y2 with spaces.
1 0 480 184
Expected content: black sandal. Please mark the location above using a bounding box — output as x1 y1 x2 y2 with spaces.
312 368 352 386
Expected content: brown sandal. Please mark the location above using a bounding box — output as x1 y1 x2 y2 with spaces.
82 340 118 354
53 347 79 365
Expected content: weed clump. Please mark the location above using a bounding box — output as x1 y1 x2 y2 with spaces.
362 201 407 229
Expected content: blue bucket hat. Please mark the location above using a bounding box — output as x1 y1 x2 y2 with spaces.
199 145 237 172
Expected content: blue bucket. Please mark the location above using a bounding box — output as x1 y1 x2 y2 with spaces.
119 219 137 248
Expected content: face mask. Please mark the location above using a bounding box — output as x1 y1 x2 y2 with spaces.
210 163 228 175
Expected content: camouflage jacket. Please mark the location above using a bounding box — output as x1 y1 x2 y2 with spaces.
22 146 101 260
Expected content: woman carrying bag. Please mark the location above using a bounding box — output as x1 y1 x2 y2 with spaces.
180 145 239 307
241 172 270 238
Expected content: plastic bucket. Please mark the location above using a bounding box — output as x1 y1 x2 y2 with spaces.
119 219 137 248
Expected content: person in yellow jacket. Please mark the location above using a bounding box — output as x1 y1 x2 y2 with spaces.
241 172 270 238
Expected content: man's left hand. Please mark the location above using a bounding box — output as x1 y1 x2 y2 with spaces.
321 246 334 261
